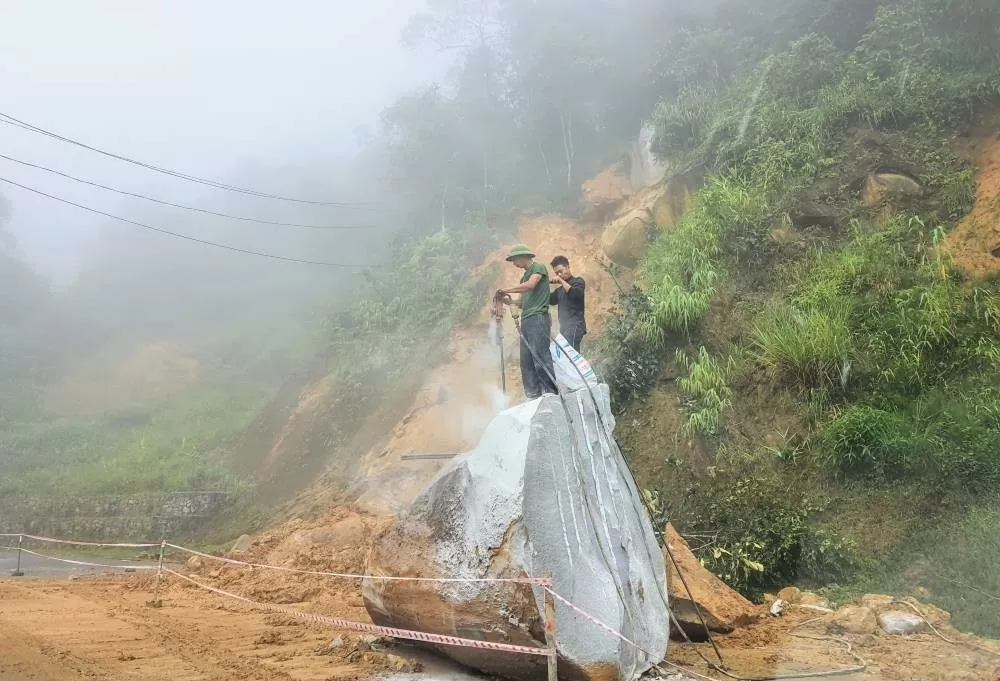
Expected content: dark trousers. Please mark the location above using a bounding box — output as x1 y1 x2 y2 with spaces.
519 313 557 399
561 321 586 353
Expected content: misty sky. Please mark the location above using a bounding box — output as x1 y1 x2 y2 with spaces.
0 0 437 279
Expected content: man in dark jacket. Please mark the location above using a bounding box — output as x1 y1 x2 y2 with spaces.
549 255 587 352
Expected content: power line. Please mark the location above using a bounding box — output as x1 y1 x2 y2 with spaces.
0 111 391 211
0 175 372 268
0 153 382 230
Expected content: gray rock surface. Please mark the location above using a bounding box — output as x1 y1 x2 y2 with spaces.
230 534 254 553
878 611 926 635
363 385 669 681
629 122 668 189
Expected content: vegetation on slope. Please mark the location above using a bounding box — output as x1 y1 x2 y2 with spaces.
615 0 1000 633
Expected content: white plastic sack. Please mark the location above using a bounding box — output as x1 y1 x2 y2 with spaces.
550 334 599 392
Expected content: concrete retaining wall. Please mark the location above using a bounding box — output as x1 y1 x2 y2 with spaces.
0 491 231 541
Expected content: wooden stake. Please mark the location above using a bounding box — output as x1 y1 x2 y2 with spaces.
11 535 24 577
543 580 558 681
150 540 165 607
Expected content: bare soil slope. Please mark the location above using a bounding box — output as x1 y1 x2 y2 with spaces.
946 131 1000 278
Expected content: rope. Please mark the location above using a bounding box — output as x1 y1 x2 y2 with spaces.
17 547 158 571
0 112 393 211
166 569 552 657
165 543 551 584
0 176 374 268
7 534 160 548
888 600 1000 658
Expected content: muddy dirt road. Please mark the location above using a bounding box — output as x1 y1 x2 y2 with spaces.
3 572 1000 681
0 576 444 681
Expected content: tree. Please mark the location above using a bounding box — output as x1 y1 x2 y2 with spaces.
402 0 514 224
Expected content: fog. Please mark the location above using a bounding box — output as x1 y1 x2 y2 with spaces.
0 0 436 277
0 0 459 402
0 0 703 418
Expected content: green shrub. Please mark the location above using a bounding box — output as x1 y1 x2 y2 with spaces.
651 87 716 159
906 388 1000 491
675 346 732 437
798 527 860 585
673 477 857 600
327 225 499 381
602 289 664 411
863 275 1000 395
820 404 910 480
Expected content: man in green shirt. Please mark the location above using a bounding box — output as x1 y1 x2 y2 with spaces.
500 243 558 398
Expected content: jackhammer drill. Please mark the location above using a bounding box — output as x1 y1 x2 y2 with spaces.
491 290 513 396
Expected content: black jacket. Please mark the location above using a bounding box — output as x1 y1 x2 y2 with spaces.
549 276 587 336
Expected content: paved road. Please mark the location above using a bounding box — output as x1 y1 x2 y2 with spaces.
0 546 156 578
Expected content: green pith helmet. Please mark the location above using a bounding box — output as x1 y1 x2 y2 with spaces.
506 243 535 261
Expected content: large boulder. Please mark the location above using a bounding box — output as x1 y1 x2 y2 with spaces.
362 386 669 681
582 162 634 222
663 524 758 640
601 209 653 268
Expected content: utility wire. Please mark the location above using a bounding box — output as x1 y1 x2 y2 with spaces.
0 175 371 268
0 112 391 211
0 153 383 230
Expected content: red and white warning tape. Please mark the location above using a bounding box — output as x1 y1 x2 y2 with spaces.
167 543 551 585
544 588 657 658
545 588 719 681
165 569 553 657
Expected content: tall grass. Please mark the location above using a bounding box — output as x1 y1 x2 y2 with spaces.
752 301 854 391
640 178 766 342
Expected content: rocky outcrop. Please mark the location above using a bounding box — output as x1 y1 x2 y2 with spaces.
863 170 923 207
663 524 758 640
601 208 653 268
582 162 634 222
362 386 669 681
828 605 877 635
789 201 837 229
629 123 668 189
652 174 699 231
